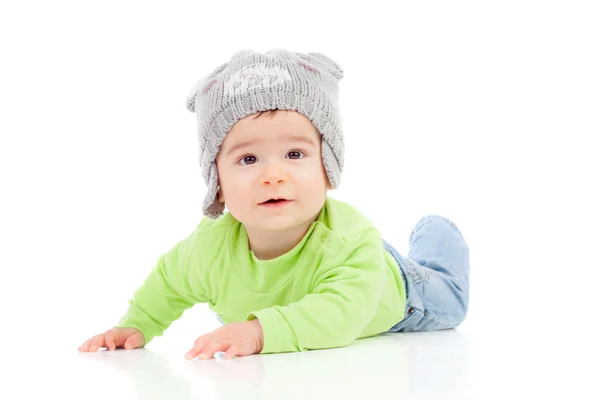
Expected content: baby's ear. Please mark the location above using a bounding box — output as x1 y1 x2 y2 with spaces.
217 185 225 203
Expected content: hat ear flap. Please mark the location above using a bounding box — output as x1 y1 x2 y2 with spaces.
186 75 208 113
186 62 230 113
307 52 344 80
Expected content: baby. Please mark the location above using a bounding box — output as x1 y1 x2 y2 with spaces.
78 49 470 360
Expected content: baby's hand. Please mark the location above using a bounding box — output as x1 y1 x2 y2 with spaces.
78 327 144 352
185 320 264 360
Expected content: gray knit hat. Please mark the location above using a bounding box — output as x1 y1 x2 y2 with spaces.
186 48 344 219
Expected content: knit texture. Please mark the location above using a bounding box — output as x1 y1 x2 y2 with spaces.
186 48 345 219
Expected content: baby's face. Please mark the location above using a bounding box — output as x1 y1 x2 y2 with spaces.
215 110 331 232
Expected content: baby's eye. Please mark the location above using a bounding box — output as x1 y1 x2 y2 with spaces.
287 151 304 160
239 155 257 165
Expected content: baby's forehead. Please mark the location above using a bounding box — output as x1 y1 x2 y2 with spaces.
225 133 319 151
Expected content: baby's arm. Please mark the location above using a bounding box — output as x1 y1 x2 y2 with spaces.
248 229 386 354
114 237 206 345
79 229 209 352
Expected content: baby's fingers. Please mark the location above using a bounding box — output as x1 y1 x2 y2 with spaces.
79 336 97 352
123 332 144 350
198 340 228 360
89 334 107 352
104 330 117 351
79 334 105 352
224 344 240 359
187 338 229 360
186 339 208 360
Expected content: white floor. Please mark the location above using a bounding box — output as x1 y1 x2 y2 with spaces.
5 318 597 399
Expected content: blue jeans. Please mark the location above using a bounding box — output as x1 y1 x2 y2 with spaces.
383 214 470 332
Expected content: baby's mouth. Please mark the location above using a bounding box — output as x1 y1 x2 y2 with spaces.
259 198 293 206
262 198 286 204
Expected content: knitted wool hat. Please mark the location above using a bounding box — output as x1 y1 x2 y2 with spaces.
186 48 345 219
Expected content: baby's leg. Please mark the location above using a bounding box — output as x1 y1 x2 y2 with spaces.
386 215 470 332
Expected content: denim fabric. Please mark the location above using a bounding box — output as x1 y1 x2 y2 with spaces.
383 215 470 332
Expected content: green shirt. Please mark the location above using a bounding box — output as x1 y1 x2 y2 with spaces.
115 196 407 354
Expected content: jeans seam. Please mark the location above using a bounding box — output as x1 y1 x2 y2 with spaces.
422 308 461 326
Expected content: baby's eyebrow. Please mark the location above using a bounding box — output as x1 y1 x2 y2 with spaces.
226 135 316 156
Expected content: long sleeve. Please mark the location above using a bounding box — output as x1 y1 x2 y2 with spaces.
114 236 207 345
247 229 387 354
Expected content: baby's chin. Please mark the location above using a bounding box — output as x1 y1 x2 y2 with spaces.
246 215 305 232
241 211 318 233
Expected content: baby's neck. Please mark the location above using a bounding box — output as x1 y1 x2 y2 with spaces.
245 220 315 260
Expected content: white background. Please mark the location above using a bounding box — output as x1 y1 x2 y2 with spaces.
1 0 598 397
